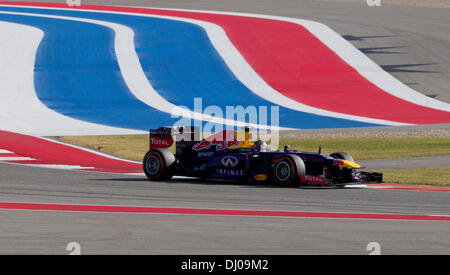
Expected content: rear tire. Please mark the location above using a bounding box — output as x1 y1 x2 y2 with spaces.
272 154 305 187
143 149 176 181
330 152 354 162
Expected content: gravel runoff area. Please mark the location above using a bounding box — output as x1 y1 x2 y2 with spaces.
320 0 450 8
279 123 450 138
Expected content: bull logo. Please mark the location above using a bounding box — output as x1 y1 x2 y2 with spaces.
221 156 239 168
192 139 241 151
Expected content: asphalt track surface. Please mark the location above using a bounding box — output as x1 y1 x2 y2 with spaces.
0 0 449 254
1 163 450 254
360 155 450 170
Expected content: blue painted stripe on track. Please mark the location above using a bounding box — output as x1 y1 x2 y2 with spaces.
0 13 177 130
0 6 379 129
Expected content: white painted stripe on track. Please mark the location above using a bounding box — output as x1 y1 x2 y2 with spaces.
0 161 96 171
30 164 95 170
0 149 13 154
0 10 287 131
123 173 146 176
138 12 409 126
0 20 145 136
0 5 412 127
4 4 450 129
142 6 450 113
0 157 35 161
93 7 409 126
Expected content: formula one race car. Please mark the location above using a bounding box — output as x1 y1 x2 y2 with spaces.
143 126 382 187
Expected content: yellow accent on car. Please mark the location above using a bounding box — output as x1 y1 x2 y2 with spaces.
230 129 255 149
254 174 268 181
342 160 361 169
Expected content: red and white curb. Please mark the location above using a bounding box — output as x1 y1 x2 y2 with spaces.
0 148 96 170
0 130 143 175
0 149 35 161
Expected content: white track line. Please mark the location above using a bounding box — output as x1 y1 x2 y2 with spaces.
0 161 98 172
133 12 408 126
0 20 145 136
0 157 35 161
97 7 408 126
148 6 450 113
1 5 445 128
9 4 413 126
0 10 286 131
29 164 95 170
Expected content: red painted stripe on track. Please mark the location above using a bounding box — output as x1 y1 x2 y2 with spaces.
1 1 450 124
0 130 141 173
0 153 23 157
0 202 449 221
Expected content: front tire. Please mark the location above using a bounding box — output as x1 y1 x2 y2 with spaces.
272 154 305 187
143 149 176 181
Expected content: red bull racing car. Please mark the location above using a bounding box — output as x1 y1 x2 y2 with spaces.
143 126 382 187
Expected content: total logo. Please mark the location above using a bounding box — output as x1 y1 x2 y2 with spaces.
151 139 170 145
150 137 174 148
304 175 325 185
221 156 239 168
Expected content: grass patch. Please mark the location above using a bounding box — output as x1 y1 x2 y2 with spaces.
58 136 450 162
378 166 450 186
282 137 450 160
60 135 150 162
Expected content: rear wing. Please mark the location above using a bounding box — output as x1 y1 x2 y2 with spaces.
149 126 200 149
149 127 173 149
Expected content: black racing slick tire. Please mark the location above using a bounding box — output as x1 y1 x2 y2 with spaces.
330 152 355 162
143 149 176 181
272 154 306 187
